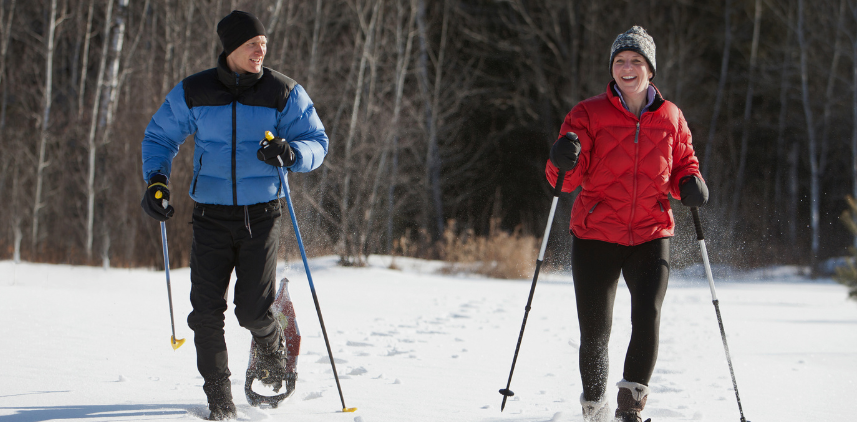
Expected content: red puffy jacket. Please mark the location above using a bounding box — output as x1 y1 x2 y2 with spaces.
545 82 702 246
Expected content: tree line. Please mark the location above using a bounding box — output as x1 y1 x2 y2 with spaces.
1 0 855 271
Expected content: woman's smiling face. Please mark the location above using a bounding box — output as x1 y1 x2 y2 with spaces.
611 50 652 98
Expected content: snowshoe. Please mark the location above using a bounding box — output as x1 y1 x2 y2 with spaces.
245 278 301 408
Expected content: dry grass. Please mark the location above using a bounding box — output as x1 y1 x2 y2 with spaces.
437 219 537 279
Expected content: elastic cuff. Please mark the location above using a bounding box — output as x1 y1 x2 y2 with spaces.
148 173 169 185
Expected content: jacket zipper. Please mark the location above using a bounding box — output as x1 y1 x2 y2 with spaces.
629 120 641 244
231 74 239 205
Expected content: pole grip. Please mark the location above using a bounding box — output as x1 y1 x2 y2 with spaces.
691 207 704 241
553 170 566 197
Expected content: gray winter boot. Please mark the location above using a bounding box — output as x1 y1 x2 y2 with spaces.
614 380 650 422
580 393 611 422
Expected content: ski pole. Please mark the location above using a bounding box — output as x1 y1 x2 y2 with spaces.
158 218 185 350
266 132 356 413
499 132 575 411
691 207 749 422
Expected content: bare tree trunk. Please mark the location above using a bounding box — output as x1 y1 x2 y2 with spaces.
415 0 445 239
179 0 193 77
730 0 762 227
160 0 173 98
77 0 95 120
85 0 114 258
819 0 847 175
339 0 380 263
386 0 417 253
427 0 449 237
0 0 15 131
11 157 22 263
32 0 59 249
788 140 799 245
702 0 732 181
267 0 285 33
852 2 857 251
773 0 795 247
306 0 322 92
87 0 127 263
797 0 820 270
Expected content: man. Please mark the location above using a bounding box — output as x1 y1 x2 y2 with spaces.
140 10 328 420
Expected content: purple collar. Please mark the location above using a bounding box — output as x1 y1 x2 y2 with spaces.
612 84 656 117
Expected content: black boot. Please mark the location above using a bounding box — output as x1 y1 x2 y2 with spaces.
252 331 288 392
203 376 237 421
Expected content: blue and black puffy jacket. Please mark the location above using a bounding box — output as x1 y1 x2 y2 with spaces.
141 55 328 206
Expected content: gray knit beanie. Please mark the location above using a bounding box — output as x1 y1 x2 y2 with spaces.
609 26 656 79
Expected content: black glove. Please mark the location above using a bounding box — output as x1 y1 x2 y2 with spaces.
141 174 175 221
257 136 296 167
549 132 581 171
679 175 709 207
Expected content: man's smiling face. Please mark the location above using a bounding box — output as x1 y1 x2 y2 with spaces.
227 35 267 75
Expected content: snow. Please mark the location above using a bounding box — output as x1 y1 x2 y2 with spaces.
1 256 855 421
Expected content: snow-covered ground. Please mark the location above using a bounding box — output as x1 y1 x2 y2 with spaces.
1 256 854 421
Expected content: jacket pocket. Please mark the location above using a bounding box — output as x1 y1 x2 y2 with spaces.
581 200 601 230
654 198 673 229
192 150 205 195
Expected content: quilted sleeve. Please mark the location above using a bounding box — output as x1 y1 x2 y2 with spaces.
141 82 197 182
277 84 329 173
546 103 592 193
668 108 703 199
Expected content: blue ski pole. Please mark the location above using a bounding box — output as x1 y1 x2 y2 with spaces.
265 132 356 413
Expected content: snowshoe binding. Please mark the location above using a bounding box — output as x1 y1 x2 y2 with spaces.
245 278 301 408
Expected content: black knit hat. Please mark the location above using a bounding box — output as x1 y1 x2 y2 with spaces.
217 11 266 57
609 26 656 79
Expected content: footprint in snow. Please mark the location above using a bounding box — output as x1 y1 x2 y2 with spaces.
303 391 324 400
348 367 368 375
347 341 374 347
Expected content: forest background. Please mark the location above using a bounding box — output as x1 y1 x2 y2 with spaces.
1 0 854 275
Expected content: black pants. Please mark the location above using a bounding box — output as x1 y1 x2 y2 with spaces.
187 200 283 381
571 235 669 401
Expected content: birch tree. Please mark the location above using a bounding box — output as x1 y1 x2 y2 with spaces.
338 0 381 263
84 0 114 259
32 0 60 248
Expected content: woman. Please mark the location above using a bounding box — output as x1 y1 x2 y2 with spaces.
545 26 708 422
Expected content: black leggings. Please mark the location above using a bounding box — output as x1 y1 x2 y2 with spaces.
571 235 669 401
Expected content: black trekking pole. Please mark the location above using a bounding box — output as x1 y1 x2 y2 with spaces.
691 207 749 422
499 132 575 411
265 132 356 413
